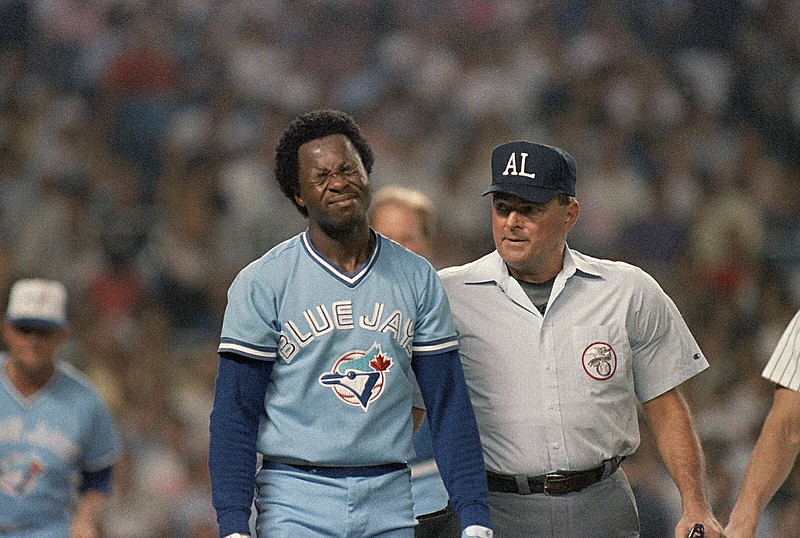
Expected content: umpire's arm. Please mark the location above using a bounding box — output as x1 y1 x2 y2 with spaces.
642 387 723 538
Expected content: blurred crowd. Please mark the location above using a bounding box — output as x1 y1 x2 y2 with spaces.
1 0 799 536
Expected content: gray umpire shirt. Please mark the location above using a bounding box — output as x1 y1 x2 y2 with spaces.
438 247 709 476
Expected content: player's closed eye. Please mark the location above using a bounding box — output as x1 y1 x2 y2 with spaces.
316 167 362 185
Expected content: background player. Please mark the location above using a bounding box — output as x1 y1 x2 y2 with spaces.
725 307 800 537
0 278 122 537
438 141 723 537
369 185 461 537
207 109 492 538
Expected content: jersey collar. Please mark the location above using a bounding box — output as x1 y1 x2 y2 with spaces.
301 230 381 288
464 246 603 299
464 245 601 285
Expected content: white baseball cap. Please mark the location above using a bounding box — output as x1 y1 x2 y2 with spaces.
5 279 68 330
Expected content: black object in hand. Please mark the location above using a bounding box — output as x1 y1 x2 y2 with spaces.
687 524 704 538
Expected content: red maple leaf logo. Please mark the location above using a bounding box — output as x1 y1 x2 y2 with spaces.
370 353 392 371
28 460 44 475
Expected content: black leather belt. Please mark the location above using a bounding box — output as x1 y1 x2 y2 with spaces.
486 457 624 495
265 460 407 478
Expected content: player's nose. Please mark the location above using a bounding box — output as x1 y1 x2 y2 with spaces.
326 171 350 191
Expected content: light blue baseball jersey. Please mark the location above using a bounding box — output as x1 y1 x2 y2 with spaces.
0 354 122 537
218 231 459 466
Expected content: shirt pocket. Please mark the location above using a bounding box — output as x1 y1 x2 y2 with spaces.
571 324 631 396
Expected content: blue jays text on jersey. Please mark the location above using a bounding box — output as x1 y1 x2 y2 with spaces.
279 300 415 362
0 418 78 461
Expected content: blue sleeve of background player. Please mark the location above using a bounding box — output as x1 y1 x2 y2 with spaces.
78 466 114 495
208 353 273 537
412 349 491 531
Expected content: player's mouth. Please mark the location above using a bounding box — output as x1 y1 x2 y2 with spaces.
327 193 359 207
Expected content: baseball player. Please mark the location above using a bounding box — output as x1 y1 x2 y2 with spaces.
369 185 461 537
0 278 122 537
437 141 724 537
725 308 800 537
207 110 492 538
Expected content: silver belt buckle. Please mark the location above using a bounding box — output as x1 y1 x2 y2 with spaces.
543 471 567 495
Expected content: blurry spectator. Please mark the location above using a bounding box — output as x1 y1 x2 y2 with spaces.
33 0 109 92
615 172 691 284
0 0 31 54
13 172 97 285
99 7 178 202
139 153 228 340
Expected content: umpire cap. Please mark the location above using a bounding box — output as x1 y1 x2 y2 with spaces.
483 141 576 203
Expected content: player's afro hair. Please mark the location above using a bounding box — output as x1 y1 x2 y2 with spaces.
274 109 374 217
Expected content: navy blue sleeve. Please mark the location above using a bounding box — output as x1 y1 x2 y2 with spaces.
208 353 273 537
412 349 491 531
78 466 113 495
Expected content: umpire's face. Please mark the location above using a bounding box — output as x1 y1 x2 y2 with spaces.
295 134 372 235
491 192 579 283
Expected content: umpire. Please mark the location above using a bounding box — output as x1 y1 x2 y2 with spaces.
438 141 724 537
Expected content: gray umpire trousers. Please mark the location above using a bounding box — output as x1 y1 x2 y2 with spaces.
488 468 640 538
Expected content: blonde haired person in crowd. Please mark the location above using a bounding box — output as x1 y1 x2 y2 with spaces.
370 185 461 537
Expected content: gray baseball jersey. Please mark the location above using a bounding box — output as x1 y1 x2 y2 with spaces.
438 247 709 476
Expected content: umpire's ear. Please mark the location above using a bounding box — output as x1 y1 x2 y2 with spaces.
565 198 580 230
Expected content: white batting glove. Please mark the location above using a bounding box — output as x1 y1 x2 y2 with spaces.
462 525 493 537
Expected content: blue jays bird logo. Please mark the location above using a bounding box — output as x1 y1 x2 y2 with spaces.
582 341 617 380
319 343 393 411
0 453 45 497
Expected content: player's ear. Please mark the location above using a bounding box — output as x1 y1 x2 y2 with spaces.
294 190 306 210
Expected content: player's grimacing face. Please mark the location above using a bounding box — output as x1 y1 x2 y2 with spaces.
491 193 579 281
295 134 371 231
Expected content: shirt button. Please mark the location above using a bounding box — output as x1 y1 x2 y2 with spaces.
549 403 555 410
553 442 560 449
545 363 551 370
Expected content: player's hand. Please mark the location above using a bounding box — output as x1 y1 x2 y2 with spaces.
462 525 493 537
